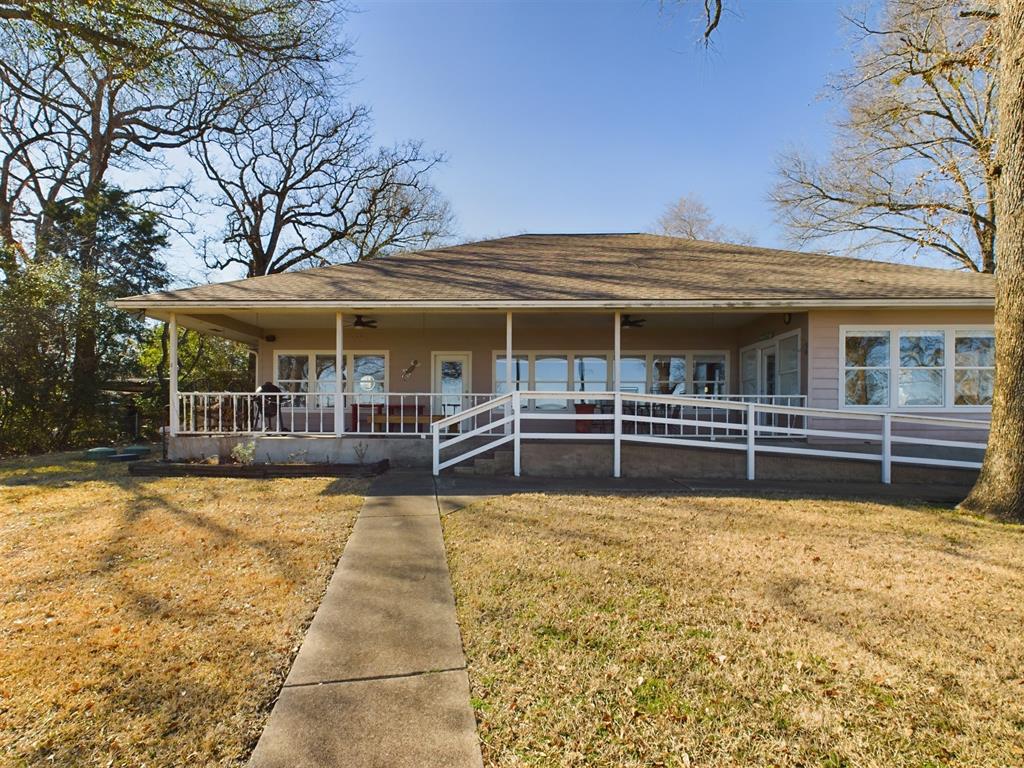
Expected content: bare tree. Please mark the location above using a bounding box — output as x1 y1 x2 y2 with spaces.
0 0 340 432
655 192 754 243
656 194 724 239
193 86 454 276
0 30 247 426
772 0 997 273
683 0 1024 519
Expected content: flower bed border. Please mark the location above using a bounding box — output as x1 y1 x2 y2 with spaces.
128 459 389 478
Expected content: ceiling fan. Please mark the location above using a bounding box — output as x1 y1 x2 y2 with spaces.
348 314 378 329
620 314 646 329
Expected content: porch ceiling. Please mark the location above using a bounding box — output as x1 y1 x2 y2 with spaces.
157 309 779 341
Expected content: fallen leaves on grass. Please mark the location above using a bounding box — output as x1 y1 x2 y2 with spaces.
444 492 1024 767
0 453 365 766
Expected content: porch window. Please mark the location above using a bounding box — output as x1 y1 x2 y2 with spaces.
315 354 341 407
352 354 386 403
274 351 386 404
898 330 944 406
533 354 569 410
844 331 890 406
277 354 309 394
573 355 609 399
651 355 687 395
495 355 528 394
740 348 758 395
954 330 994 406
493 350 729 402
619 356 647 394
693 355 726 396
777 334 800 396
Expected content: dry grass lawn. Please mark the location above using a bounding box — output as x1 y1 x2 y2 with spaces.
444 492 1024 767
0 453 365 767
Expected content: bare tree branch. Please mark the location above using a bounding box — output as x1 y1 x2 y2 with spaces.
772 0 998 272
654 192 753 244
192 85 454 276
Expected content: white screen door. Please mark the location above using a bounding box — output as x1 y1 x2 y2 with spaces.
433 353 471 417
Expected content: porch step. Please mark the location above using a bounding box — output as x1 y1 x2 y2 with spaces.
451 447 514 476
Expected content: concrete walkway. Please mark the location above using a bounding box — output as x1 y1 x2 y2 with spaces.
249 472 483 768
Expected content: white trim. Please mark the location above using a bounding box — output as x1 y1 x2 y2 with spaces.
613 312 621 391
838 324 994 413
334 313 344 436
114 297 995 312
169 313 179 436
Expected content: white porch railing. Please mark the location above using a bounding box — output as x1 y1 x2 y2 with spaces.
431 390 989 483
174 391 505 436
173 391 808 437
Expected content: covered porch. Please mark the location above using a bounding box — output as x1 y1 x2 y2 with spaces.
158 307 988 483
165 308 808 438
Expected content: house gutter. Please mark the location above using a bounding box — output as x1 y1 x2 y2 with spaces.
110 297 995 312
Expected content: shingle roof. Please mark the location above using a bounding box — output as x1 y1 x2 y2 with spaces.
114 233 994 308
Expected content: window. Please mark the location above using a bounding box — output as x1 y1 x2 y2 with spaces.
274 351 386 405
841 326 995 410
277 354 309 394
352 354 386 403
493 350 730 404
777 334 800 396
651 355 686 395
533 354 569 409
954 331 994 405
898 330 944 406
573 355 608 400
619 356 647 393
315 354 342 407
740 348 758 395
844 331 890 406
693 354 726 396
495 354 528 394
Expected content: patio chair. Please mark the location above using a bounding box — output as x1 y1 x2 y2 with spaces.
253 382 283 431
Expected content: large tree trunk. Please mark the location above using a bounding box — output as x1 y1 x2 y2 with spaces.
961 0 1024 519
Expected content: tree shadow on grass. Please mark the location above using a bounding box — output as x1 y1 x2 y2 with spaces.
319 476 367 496
13 615 278 767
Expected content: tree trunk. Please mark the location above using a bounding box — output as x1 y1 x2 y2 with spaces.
58 268 101 446
961 0 1024 519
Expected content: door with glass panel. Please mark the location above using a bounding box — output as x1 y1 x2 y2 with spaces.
433 353 471 418
740 333 800 403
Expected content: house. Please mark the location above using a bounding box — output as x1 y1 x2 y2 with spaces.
113 233 994 482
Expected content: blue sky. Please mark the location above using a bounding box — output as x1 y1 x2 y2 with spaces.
152 0 856 283
342 0 852 246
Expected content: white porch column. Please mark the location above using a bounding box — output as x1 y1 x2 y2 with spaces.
169 313 179 436
505 311 513 434
613 311 621 390
505 311 513 392
613 311 621 478
335 311 344 437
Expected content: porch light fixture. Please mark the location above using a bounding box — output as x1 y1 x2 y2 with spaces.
265 334 276 342
783 313 792 325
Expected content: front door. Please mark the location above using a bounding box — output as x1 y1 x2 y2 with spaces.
433 353 472 417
